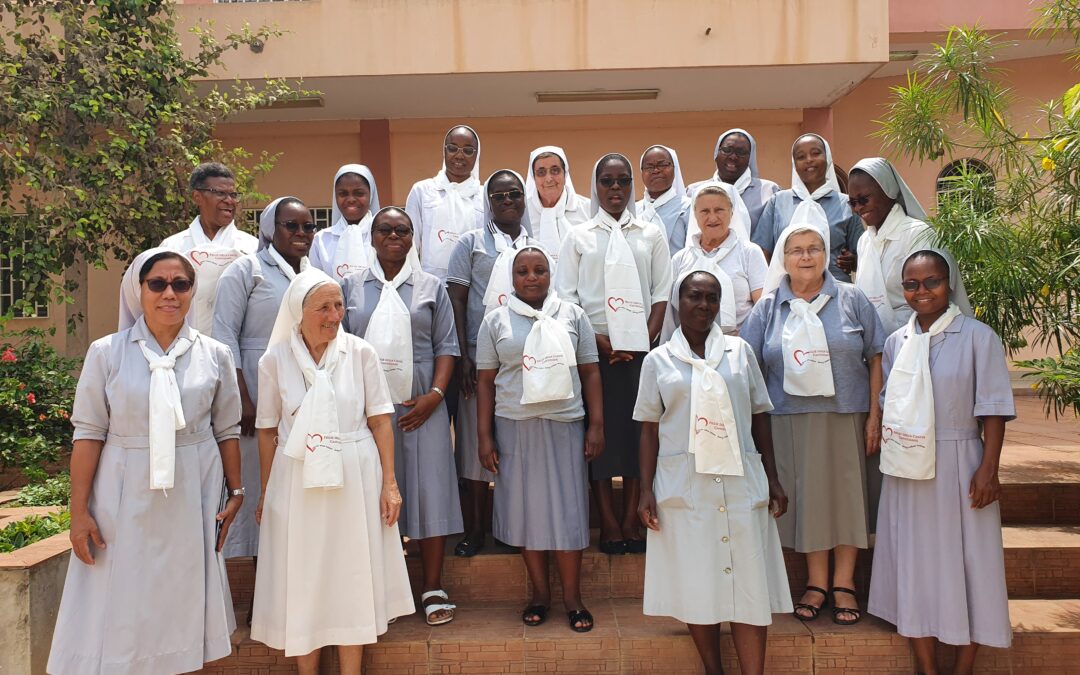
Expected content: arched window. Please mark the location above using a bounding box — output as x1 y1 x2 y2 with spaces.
936 159 995 212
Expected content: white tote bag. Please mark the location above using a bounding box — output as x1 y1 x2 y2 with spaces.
508 294 577 404
602 217 650 352
363 261 415 404
781 295 835 397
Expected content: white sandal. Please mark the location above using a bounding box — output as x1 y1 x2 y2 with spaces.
421 589 456 626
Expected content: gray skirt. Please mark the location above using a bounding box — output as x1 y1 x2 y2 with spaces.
589 355 643 480
492 417 590 551
771 412 871 552
455 346 496 484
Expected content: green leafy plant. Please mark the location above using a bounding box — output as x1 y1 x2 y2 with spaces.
0 330 79 483
12 473 71 507
0 511 71 553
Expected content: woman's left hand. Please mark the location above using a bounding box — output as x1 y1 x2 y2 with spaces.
381 481 403 526
398 392 441 432
215 494 244 552
864 412 882 456
969 463 1001 509
585 424 604 461
768 478 788 518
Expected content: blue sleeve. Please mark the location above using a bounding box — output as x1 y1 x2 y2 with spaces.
751 196 778 254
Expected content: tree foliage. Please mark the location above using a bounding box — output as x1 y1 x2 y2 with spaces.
877 6 1080 418
0 0 310 329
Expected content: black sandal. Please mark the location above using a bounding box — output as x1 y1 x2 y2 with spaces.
830 587 863 625
793 585 828 622
522 604 549 626
624 538 646 554
453 533 485 557
598 539 626 555
567 608 594 633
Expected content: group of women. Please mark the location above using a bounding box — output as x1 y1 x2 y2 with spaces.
46 125 1014 675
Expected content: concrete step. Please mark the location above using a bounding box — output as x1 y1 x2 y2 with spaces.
199 598 1080 674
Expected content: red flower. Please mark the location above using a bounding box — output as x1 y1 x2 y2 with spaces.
38 414 46 421
26 393 36 405
1 347 15 362
17 382 25 391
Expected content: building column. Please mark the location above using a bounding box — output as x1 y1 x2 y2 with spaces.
801 107 834 145
359 119 393 203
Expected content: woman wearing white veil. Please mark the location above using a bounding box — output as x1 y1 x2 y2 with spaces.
686 128 780 232
310 164 381 280
525 146 590 264
637 144 692 255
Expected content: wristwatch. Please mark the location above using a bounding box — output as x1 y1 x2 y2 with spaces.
229 487 246 497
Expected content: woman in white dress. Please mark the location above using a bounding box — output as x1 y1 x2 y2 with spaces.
48 248 243 675
667 182 768 338
310 164 381 281
636 268 791 675
251 269 414 674
525 146 590 264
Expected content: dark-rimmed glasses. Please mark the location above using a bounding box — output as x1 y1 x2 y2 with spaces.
195 187 241 201
143 278 193 293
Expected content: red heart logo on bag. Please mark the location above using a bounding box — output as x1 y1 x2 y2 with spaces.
336 264 353 279
437 229 449 242
498 293 508 306
607 297 624 312
189 250 210 266
522 355 536 371
881 426 894 442
793 349 808 366
305 433 324 452
695 415 710 433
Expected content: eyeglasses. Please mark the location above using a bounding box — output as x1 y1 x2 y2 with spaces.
279 220 318 234
641 161 673 174
195 187 241 201
488 189 524 202
848 195 871 208
598 176 633 188
444 144 478 157
373 225 413 237
900 277 947 292
718 146 750 158
143 278 193 294
784 246 825 258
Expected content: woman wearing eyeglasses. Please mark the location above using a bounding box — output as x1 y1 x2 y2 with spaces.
636 145 692 255
525 146 590 266
447 170 541 557
48 247 243 675
686 129 779 234
342 206 463 626
211 198 313 591
740 201 884 627
751 134 864 283
848 158 973 335
310 164 381 281
870 249 1011 674
556 154 673 556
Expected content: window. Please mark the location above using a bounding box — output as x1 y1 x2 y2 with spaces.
936 159 996 212
245 206 333 232
0 223 49 318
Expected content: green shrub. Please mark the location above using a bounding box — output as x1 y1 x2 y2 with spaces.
0 510 70 553
0 329 79 479
11 472 70 507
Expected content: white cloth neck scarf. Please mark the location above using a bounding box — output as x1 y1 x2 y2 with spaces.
136 335 194 491
483 224 526 315
687 241 738 333
426 171 480 273
531 188 571 265
280 328 345 489
782 293 835 397
880 304 962 480
790 134 841 202
267 244 309 281
507 293 577 404
330 213 373 280
668 326 744 476
854 203 905 329
364 256 414 404
596 209 650 351
640 186 677 231
183 216 248 335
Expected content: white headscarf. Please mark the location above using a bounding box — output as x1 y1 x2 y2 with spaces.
712 128 760 195
119 247 199 491
790 133 841 203
761 199 832 296
329 164 381 279
637 144 687 228
589 153 637 218
433 126 482 223
685 180 751 244
504 246 577 404
525 146 585 259
850 157 927 221
482 170 531 314
268 268 347 489
259 196 310 279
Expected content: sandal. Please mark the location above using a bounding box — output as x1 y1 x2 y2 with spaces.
598 539 626 555
830 587 863 625
453 533 485 557
624 538 646 554
521 604 549 626
793 585 828 622
567 608 594 633
421 590 457 626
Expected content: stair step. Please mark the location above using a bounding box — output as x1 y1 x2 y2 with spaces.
199 598 1080 674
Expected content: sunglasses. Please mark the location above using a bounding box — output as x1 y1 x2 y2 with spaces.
848 195 871 208
598 176 633 188
488 189 524 202
901 277 948 293
195 187 242 202
279 220 318 234
445 144 478 157
373 225 413 237
143 278 193 293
